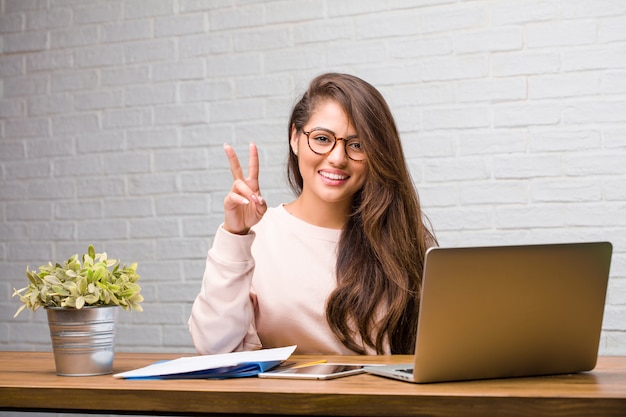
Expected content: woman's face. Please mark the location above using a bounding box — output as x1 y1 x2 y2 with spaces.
290 100 368 212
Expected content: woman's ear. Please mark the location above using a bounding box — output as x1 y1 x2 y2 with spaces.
290 126 299 156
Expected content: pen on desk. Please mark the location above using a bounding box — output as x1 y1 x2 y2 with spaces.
292 359 327 369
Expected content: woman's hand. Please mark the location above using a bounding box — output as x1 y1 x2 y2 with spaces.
222 142 267 235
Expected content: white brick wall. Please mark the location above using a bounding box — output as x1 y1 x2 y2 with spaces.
1 0 625 360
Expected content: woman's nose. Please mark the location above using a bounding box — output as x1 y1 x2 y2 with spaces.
327 139 348 165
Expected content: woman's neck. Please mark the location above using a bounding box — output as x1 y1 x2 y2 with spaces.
284 196 351 230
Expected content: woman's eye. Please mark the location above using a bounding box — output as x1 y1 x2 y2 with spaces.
348 141 363 151
313 135 333 144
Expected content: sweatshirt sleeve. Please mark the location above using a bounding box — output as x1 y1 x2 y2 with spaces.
188 226 262 354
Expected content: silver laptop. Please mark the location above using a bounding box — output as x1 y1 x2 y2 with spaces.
364 241 612 383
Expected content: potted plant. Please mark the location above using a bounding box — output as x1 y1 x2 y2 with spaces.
12 245 143 376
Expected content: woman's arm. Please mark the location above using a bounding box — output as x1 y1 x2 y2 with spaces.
189 142 267 354
188 227 262 354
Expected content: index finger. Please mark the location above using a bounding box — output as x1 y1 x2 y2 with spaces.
224 143 245 180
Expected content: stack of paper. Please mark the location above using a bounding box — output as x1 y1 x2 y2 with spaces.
113 345 297 380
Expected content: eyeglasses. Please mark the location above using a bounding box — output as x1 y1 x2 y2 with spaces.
301 128 365 161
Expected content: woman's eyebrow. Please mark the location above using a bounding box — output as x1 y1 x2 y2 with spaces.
310 126 359 139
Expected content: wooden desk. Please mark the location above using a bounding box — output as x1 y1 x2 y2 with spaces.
1 352 625 416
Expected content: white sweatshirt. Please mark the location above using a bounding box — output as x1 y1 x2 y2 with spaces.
188 205 384 355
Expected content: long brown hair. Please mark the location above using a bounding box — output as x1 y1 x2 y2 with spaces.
287 73 436 354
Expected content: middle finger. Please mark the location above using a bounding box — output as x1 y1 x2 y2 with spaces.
248 142 260 183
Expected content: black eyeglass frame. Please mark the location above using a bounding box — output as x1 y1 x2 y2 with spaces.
300 127 365 162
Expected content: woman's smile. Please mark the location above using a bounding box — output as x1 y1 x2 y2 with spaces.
319 169 350 184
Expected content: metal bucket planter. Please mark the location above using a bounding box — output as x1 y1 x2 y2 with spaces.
46 306 118 376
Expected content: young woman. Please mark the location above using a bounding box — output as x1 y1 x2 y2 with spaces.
189 73 436 355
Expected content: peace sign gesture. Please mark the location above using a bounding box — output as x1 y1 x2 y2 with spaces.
222 142 267 235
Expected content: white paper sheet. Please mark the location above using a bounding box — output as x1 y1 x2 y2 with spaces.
113 345 297 379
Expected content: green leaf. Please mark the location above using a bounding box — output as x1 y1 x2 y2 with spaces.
62 298 75 308
77 276 88 294
83 253 93 268
84 294 98 304
13 304 26 318
26 269 38 285
43 275 61 286
65 281 79 297
51 285 69 296
93 267 107 282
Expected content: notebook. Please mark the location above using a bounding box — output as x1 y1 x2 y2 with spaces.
364 241 612 383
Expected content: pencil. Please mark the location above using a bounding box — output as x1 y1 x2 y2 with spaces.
292 359 328 369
